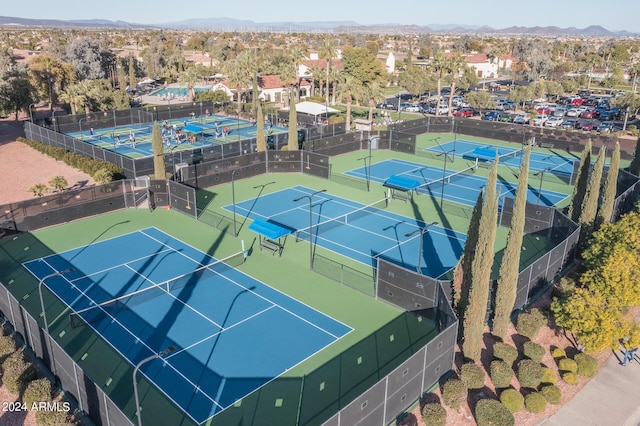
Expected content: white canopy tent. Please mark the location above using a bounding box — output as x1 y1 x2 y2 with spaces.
281 101 339 117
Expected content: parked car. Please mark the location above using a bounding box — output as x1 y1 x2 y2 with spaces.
544 116 564 127
531 114 549 126
376 102 395 110
500 114 514 122
403 104 422 113
536 106 552 115
513 114 528 124
580 109 596 119
580 121 595 131
452 107 476 117
482 110 502 121
553 107 567 117
597 121 614 133
565 107 586 117
560 119 581 130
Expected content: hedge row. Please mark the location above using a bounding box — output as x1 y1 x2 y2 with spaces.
18 137 125 181
0 329 77 425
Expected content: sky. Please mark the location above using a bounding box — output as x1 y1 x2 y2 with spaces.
1 0 638 32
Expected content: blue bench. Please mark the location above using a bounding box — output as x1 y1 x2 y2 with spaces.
383 175 422 201
248 219 293 256
464 147 502 162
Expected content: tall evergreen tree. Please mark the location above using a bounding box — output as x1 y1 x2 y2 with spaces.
128 55 136 88
492 146 531 338
256 102 266 152
629 135 640 176
569 139 592 222
287 90 298 150
455 190 484 318
597 142 620 226
578 146 606 246
151 122 165 179
462 157 499 362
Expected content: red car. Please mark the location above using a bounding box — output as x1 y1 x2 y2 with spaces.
452 107 475 117
536 107 552 115
570 98 584 106
580 109 596 119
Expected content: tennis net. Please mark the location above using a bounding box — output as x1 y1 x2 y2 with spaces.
498 148 524 163
69 251 245 328
416 164 477 194
295 198 389 242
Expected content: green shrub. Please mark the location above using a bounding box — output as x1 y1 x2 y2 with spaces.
551 347 566 359
523 341 546 362
421 402 446 426
541 384 562 404
460 362 485 390
490 360 514 388
516 359 544 389
475 399 515 426
574 353 598 377
35 408 74 425
516 308 547 340
552 277 576 299
493 342 518 366
23 378 53 409
524 392 547 413
562 371 579 385
442 378 468 409
499 388 524 413
540 367 558 384
0 335 17 369
558 358 578 373
1 352 36 394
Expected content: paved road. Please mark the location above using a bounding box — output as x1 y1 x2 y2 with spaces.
540 351 640 426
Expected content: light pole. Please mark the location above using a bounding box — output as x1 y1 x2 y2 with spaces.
133 346 176 426
78 118 87 141
38 268 75 335
28 103 35 123
535 167 552 205
231 168 242 237
51 110 58 132
437 149 456 207
293 189 327 270
357 145 372 192
405 222 438 275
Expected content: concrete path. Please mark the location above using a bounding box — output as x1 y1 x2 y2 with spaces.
540 351 640 426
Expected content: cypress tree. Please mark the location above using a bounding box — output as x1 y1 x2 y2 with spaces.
492 146 531 338
287 90 299 150
578 145 606 247
128 54 136 88
629 135 640 176
597 142 620 226
462 157 499 362
256 102 266 152
569 139 592 223
151 122 165 179
455 190 484 319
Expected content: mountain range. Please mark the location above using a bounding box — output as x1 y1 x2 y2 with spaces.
0 15 635 36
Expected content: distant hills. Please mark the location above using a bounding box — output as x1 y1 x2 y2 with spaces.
0 15 635 36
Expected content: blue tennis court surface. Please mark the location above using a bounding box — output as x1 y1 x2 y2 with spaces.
424 140 577 177
345 159 569 207
225 186 467 278
66 114 286 158
23 228 351 424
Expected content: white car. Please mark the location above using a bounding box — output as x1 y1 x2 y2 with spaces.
531 114 549 126
544 116 564 127
565 107 586 117
403 104 422 112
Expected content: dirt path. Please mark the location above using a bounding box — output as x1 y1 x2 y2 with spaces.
0 119 95 205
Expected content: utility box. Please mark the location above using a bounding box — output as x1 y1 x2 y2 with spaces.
354 119 373 131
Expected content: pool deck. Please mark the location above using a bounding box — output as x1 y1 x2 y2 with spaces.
137 83 214 106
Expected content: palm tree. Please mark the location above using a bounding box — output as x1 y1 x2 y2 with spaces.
585 54 603 90
329 66 342 106
629 61 640 93
224 54 252 113
59 84 85 115
446 53 467 116
307 64 325 98
336 74 361 131
179 66 201 102
289 46 307 101
48 176 68 192
319 36 338 108
430 52 448 117
364 81 385 122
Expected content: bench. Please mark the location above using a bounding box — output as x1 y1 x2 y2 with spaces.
259 238 281 256
248 219 292 257
540 143 555 148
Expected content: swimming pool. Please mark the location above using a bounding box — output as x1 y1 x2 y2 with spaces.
150 87 212 97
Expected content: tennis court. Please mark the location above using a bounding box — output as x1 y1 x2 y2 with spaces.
424 140 577 177
65 114 286 158
23 227 351 424
345 158 569 207
225 186 466 278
